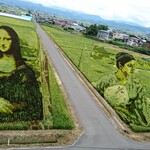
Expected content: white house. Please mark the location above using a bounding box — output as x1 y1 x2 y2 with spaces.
97 30 112 40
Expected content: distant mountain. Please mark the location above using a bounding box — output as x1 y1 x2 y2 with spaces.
1 0 150 35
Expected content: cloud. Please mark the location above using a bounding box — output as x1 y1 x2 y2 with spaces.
22 0 150 27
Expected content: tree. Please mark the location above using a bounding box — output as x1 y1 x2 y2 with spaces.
98 25 108 31
85 24 98 36
85 24 108 36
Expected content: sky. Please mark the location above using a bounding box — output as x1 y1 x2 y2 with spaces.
22 0 150 27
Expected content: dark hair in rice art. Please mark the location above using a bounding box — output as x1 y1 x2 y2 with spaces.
116 52 135 69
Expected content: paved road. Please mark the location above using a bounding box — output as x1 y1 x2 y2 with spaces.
21 22 150 150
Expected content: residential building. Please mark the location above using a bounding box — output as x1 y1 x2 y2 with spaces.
97 30 113 40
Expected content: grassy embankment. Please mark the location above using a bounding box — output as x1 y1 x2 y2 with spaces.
0 16 74 130
42 24 150 132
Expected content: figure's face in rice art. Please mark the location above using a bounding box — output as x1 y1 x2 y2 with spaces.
121 60 135 77
0 29 12 52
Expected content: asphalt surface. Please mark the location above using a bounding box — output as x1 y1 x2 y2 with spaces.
14 22 150 150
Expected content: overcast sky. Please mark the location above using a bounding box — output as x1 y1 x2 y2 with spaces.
22 0 150 27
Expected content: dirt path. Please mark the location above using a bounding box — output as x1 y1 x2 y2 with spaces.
108 45 150 58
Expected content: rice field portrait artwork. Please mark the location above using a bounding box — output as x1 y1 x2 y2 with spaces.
0 25 43 122
92 45 150 132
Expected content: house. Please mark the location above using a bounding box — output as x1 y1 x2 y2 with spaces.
146 40 150 49
97 30 113 40
113 32 129 42
126 35 142 47
65 23 85 31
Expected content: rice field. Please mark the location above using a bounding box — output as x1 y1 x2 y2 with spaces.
0 16 74 130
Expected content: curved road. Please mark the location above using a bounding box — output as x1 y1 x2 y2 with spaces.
29 22 150 150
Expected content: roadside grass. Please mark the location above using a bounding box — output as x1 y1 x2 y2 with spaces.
39 43 74 130
0 16 74 130
48 64 74 129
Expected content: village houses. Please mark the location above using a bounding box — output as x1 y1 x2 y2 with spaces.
97 29 148 48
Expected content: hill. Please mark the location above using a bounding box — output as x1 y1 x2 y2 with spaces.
0 0 150 35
